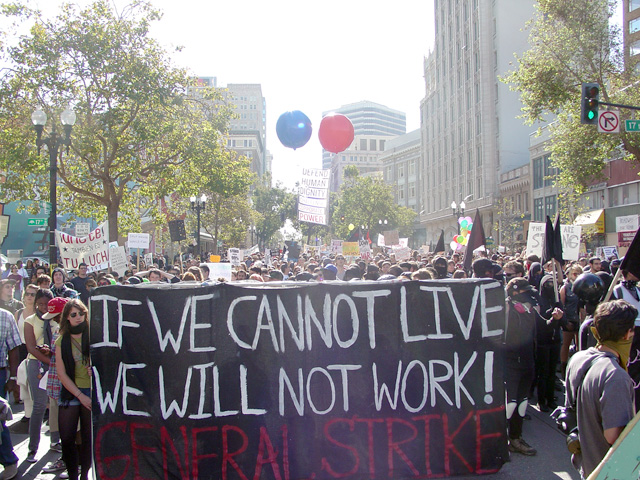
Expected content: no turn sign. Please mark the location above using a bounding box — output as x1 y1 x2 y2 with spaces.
598 110 620 133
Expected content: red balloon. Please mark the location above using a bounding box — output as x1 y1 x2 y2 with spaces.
318 114 355 154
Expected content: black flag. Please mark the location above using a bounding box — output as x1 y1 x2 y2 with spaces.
620 227 640 279
463 209 486 274
434 230 445 254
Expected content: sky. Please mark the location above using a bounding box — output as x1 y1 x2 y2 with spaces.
30 0 436 189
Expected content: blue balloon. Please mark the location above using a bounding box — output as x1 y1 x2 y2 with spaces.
276 110 312 150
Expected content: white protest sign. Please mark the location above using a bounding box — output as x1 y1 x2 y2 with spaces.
55 221 109 272
228 248 242 266
128 233 150 250
399 238 409 248
377 234 385 247
392 245 412 261
109 241 119 249
330 239 343 255
109 246 128 277
602 246 619 260
616 215 639 233
246 244 259 256
265 249 272 267
560 225 582 261
383 230 400 246
204 262 232 281
359 239 372 260
525 222 546 258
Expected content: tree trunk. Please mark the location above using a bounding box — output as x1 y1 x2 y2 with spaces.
107 199 120 243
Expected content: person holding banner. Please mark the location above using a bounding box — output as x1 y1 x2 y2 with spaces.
55 299 91 480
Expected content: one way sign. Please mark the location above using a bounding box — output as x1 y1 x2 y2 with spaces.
598 110 620 133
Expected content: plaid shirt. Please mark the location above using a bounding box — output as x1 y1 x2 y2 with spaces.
0 308 22 368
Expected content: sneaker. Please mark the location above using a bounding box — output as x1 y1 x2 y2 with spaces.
20 416 29 423
0 462 18 479
60 472 69 479
509 437 537 456
42 458 66 473
50 442 62 453
26 451 37 463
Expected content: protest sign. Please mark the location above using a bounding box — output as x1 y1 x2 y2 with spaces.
526 222 582 260
228 248 242 266
75 222 90 237
128 233 150 250
55 221 109 272
202 262 232 281
359 239 372 260
108 246 128 277
342 242 359 256
91 280 508 479
331 239 343 255
377 234 385 247
299 168 330 226
393 245 412 261
384 230 400 246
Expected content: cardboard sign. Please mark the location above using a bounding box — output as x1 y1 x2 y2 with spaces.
525 222 582 261
331 239 343 255
108 246 128 277
342 242 359 256
209 255 221 263
383 229 400 246
358 239 372 260
203 262 232 281
228 248 242 266
90 280 508 479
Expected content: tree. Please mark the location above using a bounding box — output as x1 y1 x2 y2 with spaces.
503 0 639 193
332 171 415 241
0 1 233 241
251 173 296 249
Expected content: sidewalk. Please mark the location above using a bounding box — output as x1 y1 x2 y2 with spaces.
4 399 75 480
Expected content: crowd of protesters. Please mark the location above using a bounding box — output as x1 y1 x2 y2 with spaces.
0 245 635 479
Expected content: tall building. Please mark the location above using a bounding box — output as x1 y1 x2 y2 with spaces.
322 101 406 169
623 0 640 73
417 0 536 246
194 79 268 177
226 84 267 177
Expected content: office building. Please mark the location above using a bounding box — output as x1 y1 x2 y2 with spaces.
418 0 536 245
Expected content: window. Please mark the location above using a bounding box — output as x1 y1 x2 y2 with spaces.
476 176 482 198
631 39 640 56
386 166 393 181
609 182 640 207
524 192 529 212
545 195 556 218
533 157 544 189
534 198 544 222
409 160 415 176
379 140 385 151
360 139 367 150
468 150 472 169
477 146 482 166
409 182 416 198
543 154 554 186
630 0 640 12
370 139 377 151
631 17 640 33
399 165 404 179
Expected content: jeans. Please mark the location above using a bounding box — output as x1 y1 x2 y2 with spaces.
27 359 49 453
0 422 18 466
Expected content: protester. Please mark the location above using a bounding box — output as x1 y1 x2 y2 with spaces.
0 305 21 479
23 289 57 463
50 269 78 299
55 299 92 480
69 263 90 304
565 300 636 478
0 280 23 316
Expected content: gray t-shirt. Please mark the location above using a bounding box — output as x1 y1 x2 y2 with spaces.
565 348 635 478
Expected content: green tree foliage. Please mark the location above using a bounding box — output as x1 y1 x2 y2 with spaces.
332 171 415 240
252 173 296 249
503 0 640 193
0 1 233 240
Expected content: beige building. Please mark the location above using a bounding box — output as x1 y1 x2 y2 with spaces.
418 0 536 246
329 135 391 192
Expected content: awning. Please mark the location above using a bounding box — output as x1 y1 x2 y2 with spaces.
574 209 605 234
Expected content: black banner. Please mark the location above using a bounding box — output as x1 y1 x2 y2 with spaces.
90 280 508 479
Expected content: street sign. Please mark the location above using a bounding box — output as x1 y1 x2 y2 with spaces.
27 218 47 226
625 119 640 132
598 110 620 133
41 201 51 215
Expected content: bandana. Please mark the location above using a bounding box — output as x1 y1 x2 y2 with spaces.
622 281 640 301
591 326 632 372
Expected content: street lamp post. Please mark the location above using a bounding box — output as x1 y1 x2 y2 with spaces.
451 200 466 235
31 108 76 267
190 194 207 260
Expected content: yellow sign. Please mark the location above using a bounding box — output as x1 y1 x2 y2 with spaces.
574 209 605 234
342 242 359 256
209 255 221 263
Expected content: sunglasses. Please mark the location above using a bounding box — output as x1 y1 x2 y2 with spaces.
69 312 86 318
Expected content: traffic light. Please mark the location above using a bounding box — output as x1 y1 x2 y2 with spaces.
340 215 345 222
581 83 599 125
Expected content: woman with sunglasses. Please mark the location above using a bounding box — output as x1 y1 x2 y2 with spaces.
55 299 91 480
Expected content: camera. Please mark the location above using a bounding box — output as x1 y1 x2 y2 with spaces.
566 428 581 455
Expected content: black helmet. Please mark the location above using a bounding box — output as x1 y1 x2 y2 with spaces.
572 272 605 305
